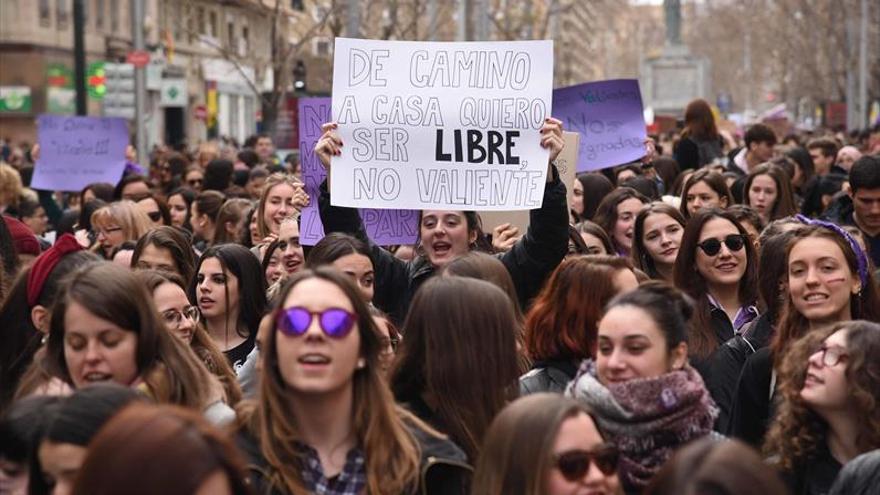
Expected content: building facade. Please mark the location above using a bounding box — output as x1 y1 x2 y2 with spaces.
0 0 276 148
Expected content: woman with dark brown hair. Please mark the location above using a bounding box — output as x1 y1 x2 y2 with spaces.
630 203 685 281
305 232 375 303
764 320 880 495
728 221 880 446
673 208 759 376
673 99 724 170
644 438 786 495
131 225 197 286
73 403 252 495
442 251 524 321
442 252 529 371
520 256 639 395
708 225 803 432
134 192 172 227
213 198 254 246
572 221 615 256
190 190 226 249
1 235 98 412
391 276 521 462
44 263 235 424
236 268 470 494
190 244 267 371
571 173 615 222
30 384 143 495
138 269 242 406
679 169 733 220
743 163 797 224
592 188 649 257
472 393 622 495
567 282 719 494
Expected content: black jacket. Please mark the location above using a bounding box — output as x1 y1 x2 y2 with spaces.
781 443 843 495
236 421 471 495
690 304 746 382
674 135 724 171
318 167 569 324
727 347 776 446
704 313 774 432
519 359 579 396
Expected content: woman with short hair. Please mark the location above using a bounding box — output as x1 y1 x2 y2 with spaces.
90 201 153 259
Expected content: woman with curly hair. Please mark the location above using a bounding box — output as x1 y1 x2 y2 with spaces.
763 320 880 495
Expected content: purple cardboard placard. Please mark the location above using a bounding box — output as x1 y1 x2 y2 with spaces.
31 115 129 192
552 79 647 172
298 97 419 246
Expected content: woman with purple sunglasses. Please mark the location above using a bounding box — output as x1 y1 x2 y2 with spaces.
235 267 471 495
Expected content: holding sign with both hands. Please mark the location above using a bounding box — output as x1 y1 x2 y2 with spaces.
317 38 564 211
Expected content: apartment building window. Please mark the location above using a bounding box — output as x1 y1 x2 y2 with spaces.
208 10 218 37
196 6 205 35
95 0 104 29
110 0 119 31
56 0 69 28
39 0 51 25
241 26 249 54
227 21 235 49
313 37 331 57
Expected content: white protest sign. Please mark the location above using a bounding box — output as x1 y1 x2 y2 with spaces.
330 38 554 210
479 131 579 233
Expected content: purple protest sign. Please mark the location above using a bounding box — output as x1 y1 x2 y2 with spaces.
552 79 647 172
31 115 129 192
298 97 419 246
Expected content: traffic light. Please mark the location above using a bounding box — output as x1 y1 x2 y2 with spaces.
87 62 106 99
293 60 307 92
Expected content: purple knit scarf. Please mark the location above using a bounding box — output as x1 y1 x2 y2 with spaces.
566 360 719 491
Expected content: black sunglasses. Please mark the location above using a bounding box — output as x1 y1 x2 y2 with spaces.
697 234 745 256
555 444 619 481
147 211 162 222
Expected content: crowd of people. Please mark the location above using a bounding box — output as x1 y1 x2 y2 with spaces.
1 100 880 495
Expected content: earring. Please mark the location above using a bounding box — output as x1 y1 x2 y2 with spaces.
356 358 366 369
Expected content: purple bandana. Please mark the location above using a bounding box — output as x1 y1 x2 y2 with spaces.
795 214 869 288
